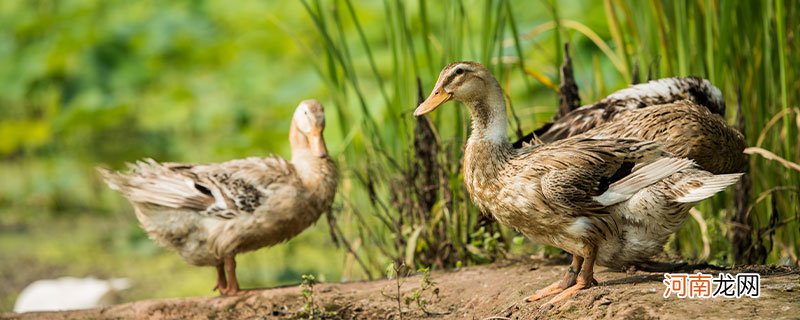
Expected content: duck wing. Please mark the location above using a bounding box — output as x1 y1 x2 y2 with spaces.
99 156 297 219
581 101 747 174
514 77 725 146
519 138 693 215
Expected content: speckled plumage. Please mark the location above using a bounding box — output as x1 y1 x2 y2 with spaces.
99 100 337 295
579 101 746 174
515 77 727 146
465 135 738 269
518 100 747 174
415 62 742 304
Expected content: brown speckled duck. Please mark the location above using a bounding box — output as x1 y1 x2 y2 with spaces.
415 62 742 305
99 100 337 295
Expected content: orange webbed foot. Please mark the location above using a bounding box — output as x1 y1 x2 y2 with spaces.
537 247 598 307
526 255 584 302
541 278 594 306
525 281 566 302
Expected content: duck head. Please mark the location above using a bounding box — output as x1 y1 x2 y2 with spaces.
291 99 328 158
415 62 508 142
414 61 498 116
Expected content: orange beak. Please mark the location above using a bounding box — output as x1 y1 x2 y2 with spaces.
414 84 452 116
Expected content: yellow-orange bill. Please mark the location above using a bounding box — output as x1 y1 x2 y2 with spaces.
414 90 452 116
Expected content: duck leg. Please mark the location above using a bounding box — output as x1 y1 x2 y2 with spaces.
220 255 240 295
543 247 597 305
525 254 584 302
212 263 228 293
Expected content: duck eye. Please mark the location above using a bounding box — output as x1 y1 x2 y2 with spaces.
455 68 464 75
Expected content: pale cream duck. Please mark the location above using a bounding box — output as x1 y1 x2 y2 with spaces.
99 100 337 295
415 62 742 305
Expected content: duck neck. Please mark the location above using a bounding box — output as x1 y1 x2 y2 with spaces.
463 83 512 154
289 124 338 204
462 85 513 195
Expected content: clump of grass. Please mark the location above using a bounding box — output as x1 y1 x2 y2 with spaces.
297 274 337 320
382 262 408 320
404 266 449 316
381 263 448 319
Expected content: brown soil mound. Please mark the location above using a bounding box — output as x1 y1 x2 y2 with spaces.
3 261 798 319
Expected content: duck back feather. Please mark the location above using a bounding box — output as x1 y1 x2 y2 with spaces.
515 77 726 146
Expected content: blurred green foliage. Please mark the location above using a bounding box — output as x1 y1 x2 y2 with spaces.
0 0 798 312
0 0 333 215
0 0 339 310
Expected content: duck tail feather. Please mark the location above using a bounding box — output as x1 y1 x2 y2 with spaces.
675 173 743 203
594 157 695 206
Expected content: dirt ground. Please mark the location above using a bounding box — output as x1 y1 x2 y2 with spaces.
2 259 798 320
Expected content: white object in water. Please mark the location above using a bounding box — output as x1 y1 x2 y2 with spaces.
14 277 132 313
